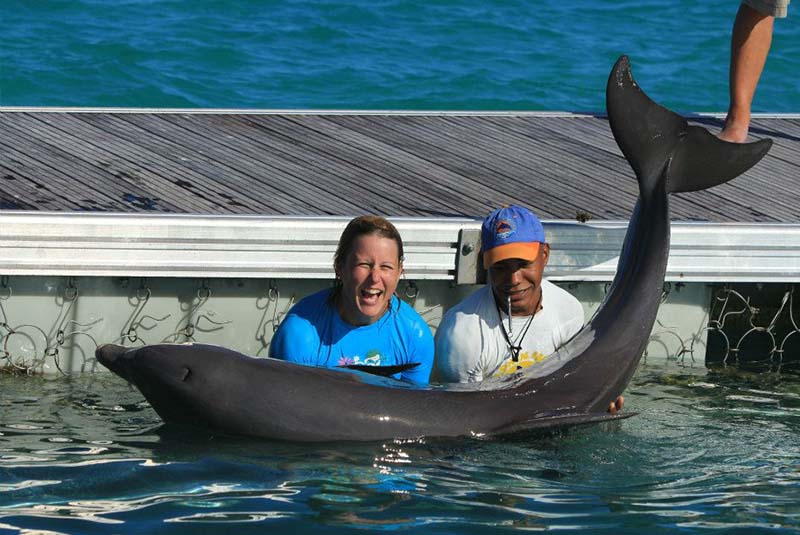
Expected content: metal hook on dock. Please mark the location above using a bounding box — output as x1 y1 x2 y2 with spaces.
404 281 419 300
0 276 10 300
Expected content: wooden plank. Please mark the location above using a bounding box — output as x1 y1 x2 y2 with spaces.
75 113 309 215
326 115 586 219
156 113 390 215
505 116 790 222
286 114 506 215
319 114 549 213
139 113 355 214
17 111 194 212
41 112 239 214
498 118 716 221
527 116 796 222
424 115 634 218
366 114 629 218
441 115 636 218
532 116 623 157
0 163 54 210
469 116 642 216
0 116 141 211
1 113 190 213
0 149 100 211
684 119 800 222
78 113 283 214
0 111 798 223
239 115 448 216
750 117 800 138
250 115 491 216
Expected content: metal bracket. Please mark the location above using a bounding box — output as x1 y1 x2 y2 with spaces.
455 229 485 285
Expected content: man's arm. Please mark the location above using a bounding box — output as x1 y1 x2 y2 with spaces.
433 312 484 383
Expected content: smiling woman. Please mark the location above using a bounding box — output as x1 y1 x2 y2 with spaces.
269 215 435 384
332 216 405 326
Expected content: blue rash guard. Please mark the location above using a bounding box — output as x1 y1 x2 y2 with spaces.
269 288 434 385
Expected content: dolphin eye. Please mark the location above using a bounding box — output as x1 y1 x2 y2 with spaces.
181 367 191 382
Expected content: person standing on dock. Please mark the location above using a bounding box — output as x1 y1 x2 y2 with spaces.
719 0 790 143
434 205 624 412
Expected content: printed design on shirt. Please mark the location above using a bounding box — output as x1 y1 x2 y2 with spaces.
338 349 383 367
493 351 547 377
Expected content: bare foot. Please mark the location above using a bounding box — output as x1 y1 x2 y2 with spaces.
608 395 625 414
718 121 749 143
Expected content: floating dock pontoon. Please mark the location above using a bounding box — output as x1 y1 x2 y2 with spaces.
1 109 799 373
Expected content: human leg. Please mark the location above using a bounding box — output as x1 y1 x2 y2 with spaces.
719 3 775 143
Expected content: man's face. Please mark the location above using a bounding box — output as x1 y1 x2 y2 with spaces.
488 244 550 316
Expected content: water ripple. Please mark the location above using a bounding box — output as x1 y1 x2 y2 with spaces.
1 367 799 532
2 0 798 111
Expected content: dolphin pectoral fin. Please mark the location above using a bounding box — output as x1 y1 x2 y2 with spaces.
606 55 772 194
340 362 420 377
490 411 637 436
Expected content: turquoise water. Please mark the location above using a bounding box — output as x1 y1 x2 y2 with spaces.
1 364 799 534
2 0 799 112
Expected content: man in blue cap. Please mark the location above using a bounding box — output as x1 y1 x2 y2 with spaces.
435 205 623 412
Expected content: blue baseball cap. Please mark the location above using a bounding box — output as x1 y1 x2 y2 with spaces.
481 205 545 268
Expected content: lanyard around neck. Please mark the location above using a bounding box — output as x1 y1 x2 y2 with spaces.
496 290 542 363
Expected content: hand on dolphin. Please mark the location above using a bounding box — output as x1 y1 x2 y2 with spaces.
608 395 625 414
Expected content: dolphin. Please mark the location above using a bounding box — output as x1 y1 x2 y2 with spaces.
96 56 772 442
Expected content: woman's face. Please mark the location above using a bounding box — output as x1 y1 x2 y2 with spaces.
337 233 402 326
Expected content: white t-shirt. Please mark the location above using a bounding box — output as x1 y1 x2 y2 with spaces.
434 280 585 383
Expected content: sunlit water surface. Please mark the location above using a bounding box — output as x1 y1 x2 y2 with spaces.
2 0 799 112
1 362 799 535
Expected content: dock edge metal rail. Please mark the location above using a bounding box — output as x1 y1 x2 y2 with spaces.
1 212 799 283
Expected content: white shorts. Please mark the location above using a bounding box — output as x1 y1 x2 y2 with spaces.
743 0 790 17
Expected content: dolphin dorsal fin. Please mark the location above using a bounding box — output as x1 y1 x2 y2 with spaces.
606 55 772 195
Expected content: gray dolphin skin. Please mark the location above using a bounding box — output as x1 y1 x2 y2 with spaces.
96 56 772 442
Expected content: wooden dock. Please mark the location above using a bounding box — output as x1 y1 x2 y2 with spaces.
1 109 798 222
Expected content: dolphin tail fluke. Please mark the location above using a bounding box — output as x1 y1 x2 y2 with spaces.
606 55 772 195
667 126 772 193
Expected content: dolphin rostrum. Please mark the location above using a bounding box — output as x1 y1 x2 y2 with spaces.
96 56 772 442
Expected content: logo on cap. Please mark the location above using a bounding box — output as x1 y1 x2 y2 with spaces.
480 205 545 268
494 219 516 239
